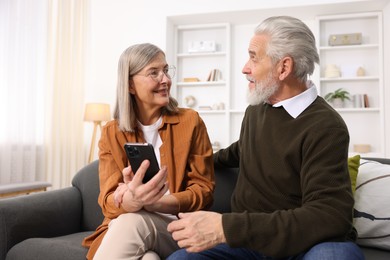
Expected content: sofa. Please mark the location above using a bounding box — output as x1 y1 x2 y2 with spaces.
0 158 389 259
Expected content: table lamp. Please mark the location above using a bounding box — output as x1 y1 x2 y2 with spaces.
84 103 111 163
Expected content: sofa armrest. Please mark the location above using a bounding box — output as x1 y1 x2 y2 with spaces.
0 187 82 258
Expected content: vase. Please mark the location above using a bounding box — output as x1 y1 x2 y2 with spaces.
332 98 344 108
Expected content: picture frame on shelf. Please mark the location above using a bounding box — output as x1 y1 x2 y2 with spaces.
188 40 216 53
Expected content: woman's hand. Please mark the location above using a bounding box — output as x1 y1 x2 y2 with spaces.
114 160 169 212
113 165 134 207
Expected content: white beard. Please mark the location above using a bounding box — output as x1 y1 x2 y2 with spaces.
246 73 280 105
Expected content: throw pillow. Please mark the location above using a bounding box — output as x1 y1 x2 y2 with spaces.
353 159 390 250
348 155 360 193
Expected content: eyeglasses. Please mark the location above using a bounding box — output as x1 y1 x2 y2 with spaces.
134 65 176 82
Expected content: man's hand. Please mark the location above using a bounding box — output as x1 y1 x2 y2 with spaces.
167 211 226 252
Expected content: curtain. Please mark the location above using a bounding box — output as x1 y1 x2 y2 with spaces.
0 0 47 184
45 0 89 189
0 0 89 189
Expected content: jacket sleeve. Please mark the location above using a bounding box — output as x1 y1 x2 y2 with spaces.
97 123 127 219
170 113 215 212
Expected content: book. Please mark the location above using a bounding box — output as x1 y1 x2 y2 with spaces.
363 94 369 108
183 77 200 82
206 69 222 81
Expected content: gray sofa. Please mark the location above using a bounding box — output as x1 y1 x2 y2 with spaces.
0 158 389 259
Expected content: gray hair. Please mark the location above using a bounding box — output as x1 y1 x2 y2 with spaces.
113 43 178 132
255 16 319 82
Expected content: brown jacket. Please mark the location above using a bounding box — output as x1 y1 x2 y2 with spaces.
82 108 215 259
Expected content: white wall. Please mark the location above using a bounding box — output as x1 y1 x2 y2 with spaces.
86 0 390 154
86 0 387 105
383 3 390 156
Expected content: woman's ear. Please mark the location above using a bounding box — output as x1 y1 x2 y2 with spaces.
278 56 293 80
129 80 136 94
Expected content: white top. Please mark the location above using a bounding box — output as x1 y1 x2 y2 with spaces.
137 116 163 166
137 116 176 218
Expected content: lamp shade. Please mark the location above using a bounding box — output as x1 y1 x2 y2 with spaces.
84 103 111 122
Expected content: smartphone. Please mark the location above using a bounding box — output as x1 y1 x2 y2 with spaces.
124 143 160 183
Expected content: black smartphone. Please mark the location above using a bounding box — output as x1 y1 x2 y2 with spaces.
124 143 160 183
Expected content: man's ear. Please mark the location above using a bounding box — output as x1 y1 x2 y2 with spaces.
278 56 293 80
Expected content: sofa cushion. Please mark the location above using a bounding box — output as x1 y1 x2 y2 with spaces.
353 159 390 250
348 155 360 193
6 231 92 260
361 246 390 260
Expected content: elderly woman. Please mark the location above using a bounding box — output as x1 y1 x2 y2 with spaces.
82 43 214 260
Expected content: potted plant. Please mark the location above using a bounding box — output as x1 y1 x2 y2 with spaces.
324 88 350 108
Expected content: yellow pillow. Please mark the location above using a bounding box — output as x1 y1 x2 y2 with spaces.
348 154 361 193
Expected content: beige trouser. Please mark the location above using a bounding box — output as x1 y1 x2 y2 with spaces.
93 210 179 260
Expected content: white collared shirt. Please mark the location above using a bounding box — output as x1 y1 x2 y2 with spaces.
272 81 318 119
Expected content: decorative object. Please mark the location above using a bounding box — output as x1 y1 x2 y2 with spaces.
184 95 197 108
324 88 351 108
328 32 362 46
188 40 216 53
212 102 225 110
84 103 111 163
353 144 371 153
211 141 221 151
324 64 341 78
356 67 365 77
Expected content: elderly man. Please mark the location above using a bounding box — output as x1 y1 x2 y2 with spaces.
167 16 364 260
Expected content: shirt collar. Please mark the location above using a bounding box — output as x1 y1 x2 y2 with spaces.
272 81 318 118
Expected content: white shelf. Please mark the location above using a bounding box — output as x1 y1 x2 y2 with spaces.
335 108 380 112
168 10 386 155
316 12 385 156
319 44 378 51
177 52 226 58
229 110 245 114
173 23 232 148
177 81 226 87
197 110 226 114
320 76 379 82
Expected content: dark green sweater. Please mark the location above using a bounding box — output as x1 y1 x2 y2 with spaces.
214 97 355 258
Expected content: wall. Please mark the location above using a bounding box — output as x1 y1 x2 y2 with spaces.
384 3 390 156
86 0 385 105
86 0 390 155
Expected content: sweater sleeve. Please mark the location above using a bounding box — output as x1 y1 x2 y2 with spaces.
213 141 240 168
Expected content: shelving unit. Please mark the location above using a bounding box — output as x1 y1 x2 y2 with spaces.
172 23 232 150
316 12 385 156
169 11 386 155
